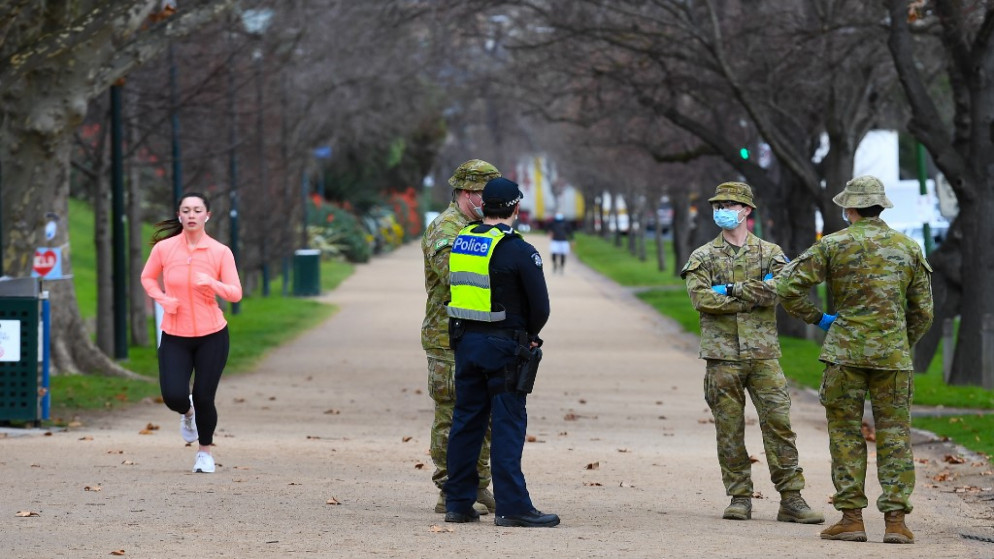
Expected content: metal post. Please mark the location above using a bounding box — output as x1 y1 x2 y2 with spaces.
227 50 240 315
169 43 183 209
942 318 954 383
301 171 309 249
41 292 50 420
256 49 269 297
915 142 934 257
110 84 128 359
982 314 994 390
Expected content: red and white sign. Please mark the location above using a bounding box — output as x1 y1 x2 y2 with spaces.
31 247 63 279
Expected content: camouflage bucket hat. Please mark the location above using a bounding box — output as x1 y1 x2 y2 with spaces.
832 175 894 209
448 159 501 192
708 181 756 208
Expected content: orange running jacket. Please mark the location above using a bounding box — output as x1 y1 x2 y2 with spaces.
141 233 243 338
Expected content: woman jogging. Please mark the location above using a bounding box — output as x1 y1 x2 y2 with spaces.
141 192 242 473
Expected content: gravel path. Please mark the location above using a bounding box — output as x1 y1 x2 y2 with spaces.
2 238 991 558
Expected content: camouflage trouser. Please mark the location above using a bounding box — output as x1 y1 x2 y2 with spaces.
704 359 805 497
820 363 914 513
427 352 491 490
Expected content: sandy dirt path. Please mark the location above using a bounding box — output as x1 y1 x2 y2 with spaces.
1 238 990 558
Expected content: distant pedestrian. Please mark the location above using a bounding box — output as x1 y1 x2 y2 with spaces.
140 192 242 474
777 176 933 544
421 159 500 515
444 177 559 528
681 181 823 524
547 213 572 273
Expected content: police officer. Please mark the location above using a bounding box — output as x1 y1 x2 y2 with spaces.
681 182 823 524
421 159 500 515
443 177 559 528
776 176 933 544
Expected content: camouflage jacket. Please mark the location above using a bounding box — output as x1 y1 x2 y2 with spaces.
421 203 474 351
776 217 934 370
681 232 789 360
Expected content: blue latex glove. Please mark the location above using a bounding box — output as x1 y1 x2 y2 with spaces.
712 284 728 296
763 273 773 281
817 313 837 331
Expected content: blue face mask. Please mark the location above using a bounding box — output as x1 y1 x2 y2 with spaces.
713 208 744 230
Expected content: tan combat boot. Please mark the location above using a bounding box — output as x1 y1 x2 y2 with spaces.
435 491 489 514
820 509 867 541
722 496 752 520
777 491 825 524
883 511 915 544
477 487 497 514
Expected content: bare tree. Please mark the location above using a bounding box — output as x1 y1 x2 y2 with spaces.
885 0 994 385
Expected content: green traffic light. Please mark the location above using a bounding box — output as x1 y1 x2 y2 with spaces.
740 147 750 160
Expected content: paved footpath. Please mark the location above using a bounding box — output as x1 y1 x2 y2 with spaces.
1 238 990 558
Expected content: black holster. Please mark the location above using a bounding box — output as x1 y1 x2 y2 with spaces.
509 345 542 394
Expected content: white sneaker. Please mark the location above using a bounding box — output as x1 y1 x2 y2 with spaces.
180 395 198 443
192 451 215 473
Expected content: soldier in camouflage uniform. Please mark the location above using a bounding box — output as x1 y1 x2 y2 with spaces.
681 182 823 524
422 159 501 515
776 176 933 544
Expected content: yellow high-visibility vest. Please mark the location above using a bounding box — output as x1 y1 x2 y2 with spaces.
446 225 513 322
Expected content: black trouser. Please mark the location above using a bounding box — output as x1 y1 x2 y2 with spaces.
158 327 229 446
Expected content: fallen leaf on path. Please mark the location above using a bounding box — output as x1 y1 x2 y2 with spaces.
564 413 579 421
269 396 276 401
583 482 602 486
932 471 953 482
84 485 102 492
323 409 340 415
233 397 246 403
78 436 94 441
68 420 83 428
943 454 966 464
326 498 341 505
233 466 251 470
121 460 135 466
107 450 124 454
655 401 663 405
414 463 425 469
429 524 453 533
306 435 321 440
578 399 587 404
145 423 159 431
619 481 634 488
752 492 764 499
402 436 413 442
559 431 568 436
954 486 983 493
617 448 630 453
138 429 154 435
526 435 537 443
109 550 126 556
749 455 761 464
43 432 53 436
15 511 40 517
585 462 600 470
698 418 715 424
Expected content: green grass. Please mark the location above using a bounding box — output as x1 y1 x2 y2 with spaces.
575 233 994 457
46 199 352 420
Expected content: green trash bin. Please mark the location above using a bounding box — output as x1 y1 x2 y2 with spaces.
293 249 321 296
0 278 41 423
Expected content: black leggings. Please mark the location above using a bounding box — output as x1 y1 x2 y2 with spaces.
158 327 229 446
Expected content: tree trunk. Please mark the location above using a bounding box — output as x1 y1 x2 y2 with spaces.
947 195 994 385
94 130 113 355
126 87 149 347
1 89 146 381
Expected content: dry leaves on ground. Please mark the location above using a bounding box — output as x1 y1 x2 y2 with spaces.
15 511 40 517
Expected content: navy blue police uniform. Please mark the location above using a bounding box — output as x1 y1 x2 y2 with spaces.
443 178 555 527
